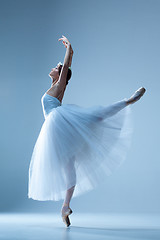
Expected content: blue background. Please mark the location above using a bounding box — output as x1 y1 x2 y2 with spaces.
0 0 159 214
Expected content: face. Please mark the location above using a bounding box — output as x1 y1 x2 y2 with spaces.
48 64 61 80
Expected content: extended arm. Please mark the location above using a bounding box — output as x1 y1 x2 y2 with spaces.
57 36 73 88
68 45 73 67
60 35 73 67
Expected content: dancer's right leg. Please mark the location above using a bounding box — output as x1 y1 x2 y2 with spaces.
101 87 146 120
101 99 128 119
126 87 146 105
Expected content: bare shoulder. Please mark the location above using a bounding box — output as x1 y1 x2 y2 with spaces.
46 82 66 101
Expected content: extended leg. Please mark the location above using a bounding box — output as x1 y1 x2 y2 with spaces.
101 87 146 120
126 87 146 105
101 99 128 119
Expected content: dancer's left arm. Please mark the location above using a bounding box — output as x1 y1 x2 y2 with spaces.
59 35 73 68
57 35 73 88
68 45 73 68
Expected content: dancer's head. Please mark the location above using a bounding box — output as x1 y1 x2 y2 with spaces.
49 63 72 85
48 64 60 81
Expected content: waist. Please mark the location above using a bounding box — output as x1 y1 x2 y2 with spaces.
41 93 61 118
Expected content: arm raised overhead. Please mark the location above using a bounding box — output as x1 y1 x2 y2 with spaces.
57 35 73 89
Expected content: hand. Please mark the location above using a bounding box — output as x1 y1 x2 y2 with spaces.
58 35 71 48
58 35 74 55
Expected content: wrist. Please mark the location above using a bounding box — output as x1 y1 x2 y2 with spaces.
67 42 71 48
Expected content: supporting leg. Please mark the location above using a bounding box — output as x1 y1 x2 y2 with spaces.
61 185 75 227
62 156 76 208
62 185 75 208
61 156 76 227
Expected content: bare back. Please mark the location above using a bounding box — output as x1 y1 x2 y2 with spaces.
46 82 66 103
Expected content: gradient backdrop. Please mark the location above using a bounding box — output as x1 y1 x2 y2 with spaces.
0 0 159 214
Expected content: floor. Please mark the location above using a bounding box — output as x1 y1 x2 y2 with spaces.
0 213 160 240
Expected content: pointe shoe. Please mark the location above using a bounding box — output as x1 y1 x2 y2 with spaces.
61 207 73 227
62 215 70 227
127 87 146 104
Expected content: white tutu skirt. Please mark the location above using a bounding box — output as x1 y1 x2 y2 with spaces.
28 94 132 201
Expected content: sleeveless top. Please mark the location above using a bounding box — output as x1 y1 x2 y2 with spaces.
41 93 61 119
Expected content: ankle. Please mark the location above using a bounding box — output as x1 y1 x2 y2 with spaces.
126 99 131 106
62 203 69 208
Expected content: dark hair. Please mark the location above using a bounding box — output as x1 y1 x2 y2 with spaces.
58 65 72 86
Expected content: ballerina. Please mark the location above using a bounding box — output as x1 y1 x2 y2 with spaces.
28 35 146 227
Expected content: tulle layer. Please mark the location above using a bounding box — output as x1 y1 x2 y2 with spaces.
28 99 132 201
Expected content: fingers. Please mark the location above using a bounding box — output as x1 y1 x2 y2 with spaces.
62 35 68 41
58 38 68 45
58 40 68 49
58 35 70 44
58 36 67 42
58 35 72 51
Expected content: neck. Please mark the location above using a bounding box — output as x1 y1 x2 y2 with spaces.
51 77 58 86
